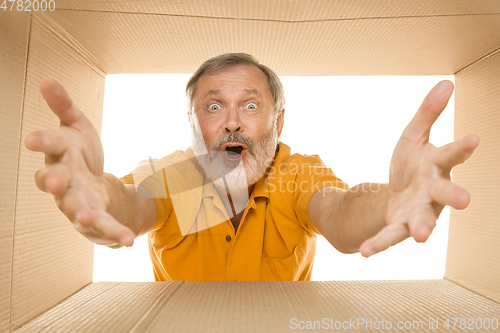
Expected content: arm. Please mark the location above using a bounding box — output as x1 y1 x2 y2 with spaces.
104 175 157 238
308 81 479 257
25 77 157 248
308 184 389 254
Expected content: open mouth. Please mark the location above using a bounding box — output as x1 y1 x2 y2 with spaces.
221 143 247 161
225 146 244 156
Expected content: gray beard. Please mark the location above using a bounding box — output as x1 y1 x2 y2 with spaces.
190 116 278 194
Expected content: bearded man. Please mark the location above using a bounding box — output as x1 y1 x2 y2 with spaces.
25 53 479 281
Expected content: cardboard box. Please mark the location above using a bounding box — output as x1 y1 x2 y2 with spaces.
1 1 499 332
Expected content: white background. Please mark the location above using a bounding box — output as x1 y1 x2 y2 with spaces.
94 74 454 282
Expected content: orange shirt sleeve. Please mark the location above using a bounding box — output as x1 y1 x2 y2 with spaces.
288 154 349 235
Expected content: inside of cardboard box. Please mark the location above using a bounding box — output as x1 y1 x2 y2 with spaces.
15 280 500 333
3 2 500 331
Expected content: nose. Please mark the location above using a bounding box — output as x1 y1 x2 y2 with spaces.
223 105 242 133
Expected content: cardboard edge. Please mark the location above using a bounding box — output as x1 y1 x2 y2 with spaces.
13 281 115 332
129 281 185 333
444 277 500 304
454 45 500 74
7 11 33 333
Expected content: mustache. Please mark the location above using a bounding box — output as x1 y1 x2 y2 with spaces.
211 133 256 157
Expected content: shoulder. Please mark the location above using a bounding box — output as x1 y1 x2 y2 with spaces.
269 142 334 179
141 148 193 171
266 142 348 201
123 148 195 184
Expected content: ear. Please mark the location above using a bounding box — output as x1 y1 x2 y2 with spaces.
276 109 285 138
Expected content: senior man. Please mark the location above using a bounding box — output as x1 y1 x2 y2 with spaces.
25 53 479 281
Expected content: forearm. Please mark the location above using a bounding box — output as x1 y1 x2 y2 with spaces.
323 183 390 253
103 173 140 233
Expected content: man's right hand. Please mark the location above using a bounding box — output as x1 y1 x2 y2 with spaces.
24 77 136 247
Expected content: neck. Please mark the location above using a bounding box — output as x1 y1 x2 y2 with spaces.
214 182 254 218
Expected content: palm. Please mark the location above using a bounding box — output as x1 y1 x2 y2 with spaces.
360 81 479 256
57 125 108 212
25 77 134 246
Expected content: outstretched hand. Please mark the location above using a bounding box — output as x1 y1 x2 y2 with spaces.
24 77 135 247
359 80 479 257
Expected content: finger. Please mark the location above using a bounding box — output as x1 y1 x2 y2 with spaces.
57 192 132 246
55 187 91 224
52 185 135 247
435 134 480 171
359 223 409 257
39 76 90 128
34 164 70 196
408 204 438 243
401 80 454 143
84 210 136 247
431 179 470 210
25 130 67 155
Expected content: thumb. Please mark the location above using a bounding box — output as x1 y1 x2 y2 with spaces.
359 223 409 257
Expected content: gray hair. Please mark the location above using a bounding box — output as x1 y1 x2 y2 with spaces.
186 53 285 115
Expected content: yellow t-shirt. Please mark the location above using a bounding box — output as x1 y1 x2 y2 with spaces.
121 142 348 281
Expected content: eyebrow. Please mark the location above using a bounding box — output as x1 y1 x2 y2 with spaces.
243 89 259 95
207 89 221 96
205 89 260 96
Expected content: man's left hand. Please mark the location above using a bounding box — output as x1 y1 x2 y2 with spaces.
359 80 479 257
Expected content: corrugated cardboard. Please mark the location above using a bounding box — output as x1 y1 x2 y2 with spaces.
15 281 500 333
1 1 500 332
447 50 500 303
1 11 106 330
47 8 500 75
52 0 500 19
0 10 31 333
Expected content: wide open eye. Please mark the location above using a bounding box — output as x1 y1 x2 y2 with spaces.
209 104 221 111
246 103 257 110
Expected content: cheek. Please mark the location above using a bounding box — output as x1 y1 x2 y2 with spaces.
254 117 275 139
198 120 221 144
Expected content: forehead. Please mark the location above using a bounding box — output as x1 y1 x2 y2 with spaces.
195 64 272 98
